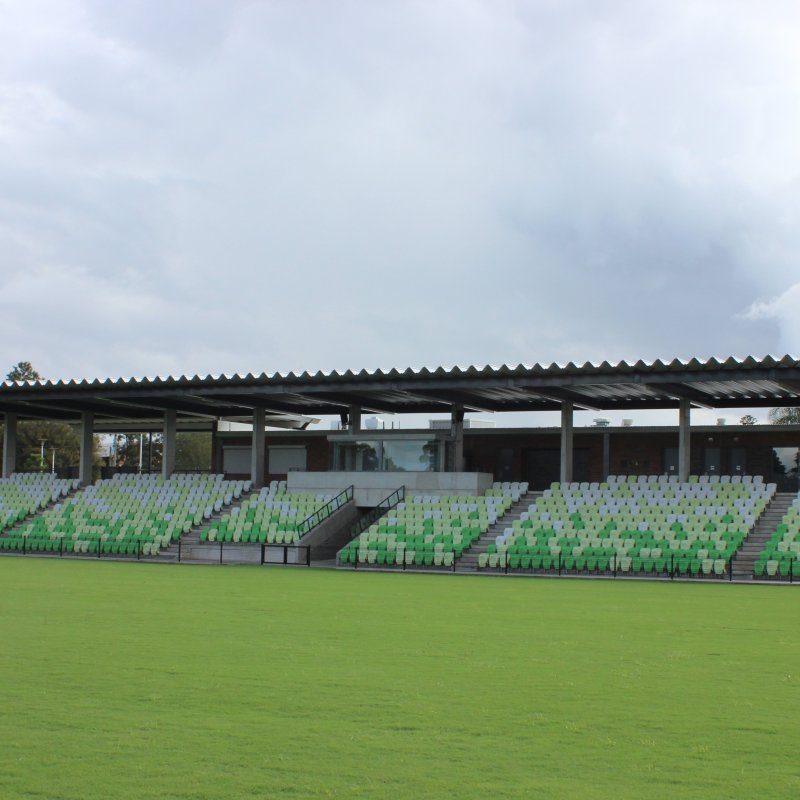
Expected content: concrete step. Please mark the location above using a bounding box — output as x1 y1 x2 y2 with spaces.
149 490 254 561
727 491 796 576
456 492 540 568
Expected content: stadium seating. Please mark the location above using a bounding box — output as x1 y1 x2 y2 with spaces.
482 475 772 578
0 473 79 532
199 481 336 545
754 492 800 579
1 473 247 556
338 485 527 567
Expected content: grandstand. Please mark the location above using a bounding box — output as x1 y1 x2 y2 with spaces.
338 483 526 567
0 355 798 582
0 473 78 534
478 475 772 578
199 481 339 545
1 473 247 556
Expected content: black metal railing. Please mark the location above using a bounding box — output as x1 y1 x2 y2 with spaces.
295 486 354 539
348 486 406 541
478 551 737 581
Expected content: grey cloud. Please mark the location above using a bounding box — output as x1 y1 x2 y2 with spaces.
0 0 798 387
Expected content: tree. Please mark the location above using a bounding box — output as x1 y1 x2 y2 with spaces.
112 433 162 473
16 420 82 473
1 362 102 476
6 361 41 382
739 414 758 426
768 408 800 425
175 432 211 472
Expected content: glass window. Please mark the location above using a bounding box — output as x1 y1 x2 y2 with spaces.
382 440 439 472
332 439 440 472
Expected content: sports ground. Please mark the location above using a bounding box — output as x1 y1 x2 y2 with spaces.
0 560 797 799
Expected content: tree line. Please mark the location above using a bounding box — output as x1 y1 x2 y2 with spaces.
1 362 211 475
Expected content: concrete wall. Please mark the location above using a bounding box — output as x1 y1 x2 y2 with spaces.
298 500 362 560
177 543 311 565
287 471 494 507
178 543 262 564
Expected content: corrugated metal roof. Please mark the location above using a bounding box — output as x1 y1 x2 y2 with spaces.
2 354 799 390
0 355 797 422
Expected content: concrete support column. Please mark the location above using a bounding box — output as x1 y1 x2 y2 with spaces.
602 432 610 482
162 409 177 480
560 401 574 484
348 405 362 433
3 413 17 478
678 399 691 482
451 404 465 472
211 425 221 474
251 407 266 489
79 411 94 486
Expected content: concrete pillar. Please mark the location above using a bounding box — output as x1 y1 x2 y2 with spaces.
251 406 266 489
79 411 94 486
560 401 574 484
602 432 610 482
3 413 17 478
162 409 177 480
451 404 465 472
678 399 691 482
348 405 362 433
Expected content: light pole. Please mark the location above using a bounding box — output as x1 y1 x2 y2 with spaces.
39 439 47 469
51 448 56 474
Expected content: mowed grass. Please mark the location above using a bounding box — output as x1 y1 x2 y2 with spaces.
0 561 798 800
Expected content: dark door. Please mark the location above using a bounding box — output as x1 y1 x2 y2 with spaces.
663 447 678 476
496 448 515 481
574 449 591 483
704 448 721 475
526 448 590 489
730 447 746 476
526 449 560 490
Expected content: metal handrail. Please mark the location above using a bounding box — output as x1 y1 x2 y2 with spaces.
296 485 354 538
348 486 406 540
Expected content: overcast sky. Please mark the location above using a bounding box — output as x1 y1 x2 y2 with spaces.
1 1 798 426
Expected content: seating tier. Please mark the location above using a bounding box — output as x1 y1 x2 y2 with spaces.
199 482 335 545
339 489 520 566
3 473 247 556
479 475 771 577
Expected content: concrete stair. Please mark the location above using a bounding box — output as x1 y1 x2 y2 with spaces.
731 492 794 579
149 490 254 563
457 492 539 572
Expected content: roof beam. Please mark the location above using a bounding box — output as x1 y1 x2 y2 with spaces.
646 383 715 410
523 387 601 412
394 388 492 413
773 380 800 399
199 392 332 417
298 391 396 415
0 401 77 421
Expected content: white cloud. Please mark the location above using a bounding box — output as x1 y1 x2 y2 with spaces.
744 281 800 353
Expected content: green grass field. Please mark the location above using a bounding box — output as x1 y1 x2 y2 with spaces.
0 560 798 799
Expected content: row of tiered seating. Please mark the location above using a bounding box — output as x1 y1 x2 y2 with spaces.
756 494 800 578
0 473 79 532
1 474 247 556
200 482 335 544
339 486 524 566
487 482 528 501
478 476 773 577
